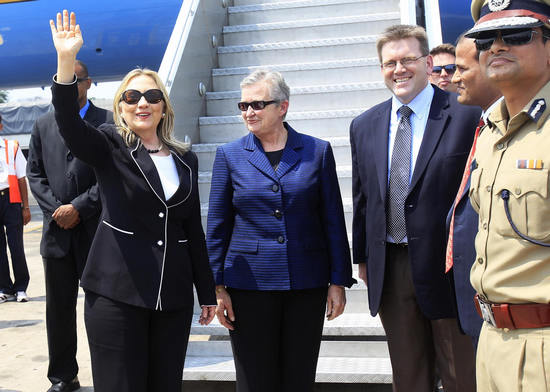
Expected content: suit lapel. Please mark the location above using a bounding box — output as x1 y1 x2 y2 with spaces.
276 124 302 179
374 101 392 201
409 88 449 192
130 144 167 202
166 152 192 206
245 133 278 181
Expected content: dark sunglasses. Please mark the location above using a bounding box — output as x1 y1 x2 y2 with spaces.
121 89 164 105
475 29 544 51
432 64 456 74
237 100 278 111
76 77 89 83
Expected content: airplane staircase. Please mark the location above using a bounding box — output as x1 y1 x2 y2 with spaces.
178 0 403 390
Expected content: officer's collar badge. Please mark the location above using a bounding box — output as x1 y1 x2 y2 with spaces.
488 0 511 12
528 99 546 121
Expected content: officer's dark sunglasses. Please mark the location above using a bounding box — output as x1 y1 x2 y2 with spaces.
474 29 545 51
237 100 278 111
121 89 164 105
432 64 456 74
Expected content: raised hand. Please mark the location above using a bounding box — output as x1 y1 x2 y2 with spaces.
50 10 82 58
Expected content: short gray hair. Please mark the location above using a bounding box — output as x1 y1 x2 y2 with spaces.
240 69 290 102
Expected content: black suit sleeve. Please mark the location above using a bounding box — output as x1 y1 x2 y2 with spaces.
70 184 100 221
350 118 368 265
26 120 62 216
52 81 111 168
182 152 216 306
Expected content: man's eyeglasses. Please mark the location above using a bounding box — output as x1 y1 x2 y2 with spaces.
237 100 278 111
474 29 548 51
121 89 164 105
432 64 456 75
381 55 427 70
76 77 89 83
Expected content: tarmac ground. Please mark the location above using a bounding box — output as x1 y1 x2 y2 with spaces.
0 205 94 392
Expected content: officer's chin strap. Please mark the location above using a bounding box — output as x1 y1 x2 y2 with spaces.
501 189 550 247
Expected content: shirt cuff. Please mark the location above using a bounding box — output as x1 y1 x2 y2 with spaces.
53 74 77 85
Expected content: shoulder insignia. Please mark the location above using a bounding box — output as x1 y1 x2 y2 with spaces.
488 0 511 11
528 99 546 122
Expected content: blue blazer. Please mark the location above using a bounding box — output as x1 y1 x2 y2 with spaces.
207 124 355 290
446 167 482 344
350 87 481 318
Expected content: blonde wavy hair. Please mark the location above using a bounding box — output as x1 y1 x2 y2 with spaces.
113 68 189 154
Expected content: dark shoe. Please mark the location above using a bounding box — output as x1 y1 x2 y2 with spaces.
47 378 80 392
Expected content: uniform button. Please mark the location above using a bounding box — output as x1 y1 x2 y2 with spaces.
157 240 163 246
496 143 504 150
67 153 73 161
277 236 285 244
158 212 165 218
477 257 483 264
272 184 279 192
483 222 488 230
486 185 492 192
273 209 283 219
515 188 521 195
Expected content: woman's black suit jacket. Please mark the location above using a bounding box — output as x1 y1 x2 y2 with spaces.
52 80 216 311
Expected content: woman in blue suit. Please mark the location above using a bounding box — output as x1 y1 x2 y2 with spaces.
207 70 355 392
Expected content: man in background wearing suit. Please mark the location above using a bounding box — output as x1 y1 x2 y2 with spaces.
447 34 501 350
350 25 479 392
27 60 112 392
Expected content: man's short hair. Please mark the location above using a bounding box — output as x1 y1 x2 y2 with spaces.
430 43 456 57
376 25 430 62
456 32 480 61
75 59 89 78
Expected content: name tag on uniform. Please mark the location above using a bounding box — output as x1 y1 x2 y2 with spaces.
516 159 543 169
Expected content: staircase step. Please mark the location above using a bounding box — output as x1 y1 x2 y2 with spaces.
206 82 386 116
198 165 351 203
187 340 388 358
193 136 351 172
229 0 397 25
218 36 378 67
190 311 383 337
223 13 400 46
213 57 382 90
183 356 392 383
199 108 368 143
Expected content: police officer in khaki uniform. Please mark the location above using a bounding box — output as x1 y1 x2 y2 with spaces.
465 0 550 390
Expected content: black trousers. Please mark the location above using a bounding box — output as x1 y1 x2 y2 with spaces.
228 287 327 392
0 189 28 294
43 252 81 384
84 291 193 392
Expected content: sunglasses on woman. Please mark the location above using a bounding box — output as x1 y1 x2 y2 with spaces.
121 89 164 105
432 64 456 74
237 100 278 111
474 29 545 51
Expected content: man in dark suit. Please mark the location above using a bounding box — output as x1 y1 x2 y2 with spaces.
27 60 112 392
350 25 480 392
447 35 501 350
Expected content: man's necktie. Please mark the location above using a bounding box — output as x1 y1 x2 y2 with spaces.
387 105 413 243
445 118 485 273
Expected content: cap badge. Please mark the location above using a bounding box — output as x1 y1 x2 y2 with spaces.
488 0 511 12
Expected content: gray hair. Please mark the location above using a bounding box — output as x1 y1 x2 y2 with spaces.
240 69 290 103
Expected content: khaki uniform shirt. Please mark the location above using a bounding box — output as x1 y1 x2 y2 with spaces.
470 81 550 304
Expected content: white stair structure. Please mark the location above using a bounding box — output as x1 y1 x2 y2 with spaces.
176 0 400 389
